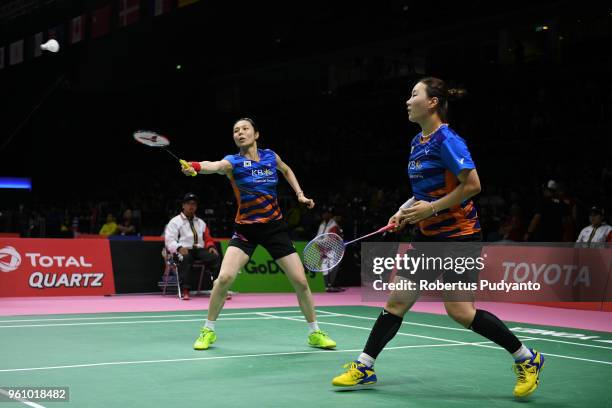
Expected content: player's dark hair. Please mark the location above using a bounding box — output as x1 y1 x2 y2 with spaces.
418 77 467 122
234 117 258 133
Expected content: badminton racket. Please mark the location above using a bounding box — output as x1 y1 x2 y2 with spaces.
302 224 396 272
133 130 196 176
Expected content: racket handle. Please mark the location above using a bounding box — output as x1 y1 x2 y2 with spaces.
179 159 197 177
379 224 397 233
344 224 397 246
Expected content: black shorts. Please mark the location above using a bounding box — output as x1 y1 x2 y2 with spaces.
228 220 297 260
399 230 484 284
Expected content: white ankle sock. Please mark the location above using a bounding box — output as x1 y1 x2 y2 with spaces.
308 321 320 334
512 345 533 361
358 353 375 367
205 319 216 330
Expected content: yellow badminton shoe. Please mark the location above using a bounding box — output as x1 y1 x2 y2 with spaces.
513 349 544 398
308 330 337 349
332 361 377 387
193 327 216 350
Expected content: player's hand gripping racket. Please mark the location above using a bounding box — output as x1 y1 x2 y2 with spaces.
302 224 396 272
133 130 197 176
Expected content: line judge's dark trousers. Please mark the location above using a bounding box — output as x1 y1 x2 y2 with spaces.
178 248 221 289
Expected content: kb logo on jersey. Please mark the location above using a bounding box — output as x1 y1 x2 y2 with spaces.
408 160 422 170
252 168 274 177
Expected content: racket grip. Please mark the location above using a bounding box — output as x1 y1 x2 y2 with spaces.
179 159 197 177
381 224 397 232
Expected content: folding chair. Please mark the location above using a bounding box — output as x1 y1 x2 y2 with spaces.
160 248 213 299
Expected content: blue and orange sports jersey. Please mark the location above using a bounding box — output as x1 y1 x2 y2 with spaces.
223 149 283 224
408 124 481 238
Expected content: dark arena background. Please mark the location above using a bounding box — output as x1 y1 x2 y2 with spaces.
0 1 611 407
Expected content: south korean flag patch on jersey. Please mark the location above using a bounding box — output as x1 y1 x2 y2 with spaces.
243 161 252 167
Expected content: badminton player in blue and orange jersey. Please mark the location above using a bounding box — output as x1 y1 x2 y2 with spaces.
332 78 544 398
181 118 336 350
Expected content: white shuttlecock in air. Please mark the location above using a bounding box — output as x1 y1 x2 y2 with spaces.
41 39 60 53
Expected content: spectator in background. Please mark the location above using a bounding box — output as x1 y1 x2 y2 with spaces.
116 209 138 236
14 204 29 237
524 180 570 242
602 159 612 186
316 207 345 292
576 206 612 247
499 203 525 242
285 201 305 238
60 214 73 238
99 213 118 236
557 182 578 241
45 206 63 238
164 193 220 300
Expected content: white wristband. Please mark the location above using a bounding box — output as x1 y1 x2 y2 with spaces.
399 197 416 210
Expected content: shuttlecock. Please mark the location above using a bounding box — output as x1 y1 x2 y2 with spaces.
41 39 60 53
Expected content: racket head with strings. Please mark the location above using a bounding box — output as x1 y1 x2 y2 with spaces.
133 130 196 176
302 232 346 272
133 130 170 147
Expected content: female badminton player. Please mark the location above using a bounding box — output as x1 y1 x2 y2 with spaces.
181 118 336 350
332 78 544 398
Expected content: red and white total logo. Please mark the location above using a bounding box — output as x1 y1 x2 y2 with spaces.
0 239 115 296
0 245 104 289
0 246 21 273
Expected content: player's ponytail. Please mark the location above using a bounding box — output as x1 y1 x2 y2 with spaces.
418 77 466 122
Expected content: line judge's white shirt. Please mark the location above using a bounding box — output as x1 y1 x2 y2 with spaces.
164 212 209 254
576 223 612 245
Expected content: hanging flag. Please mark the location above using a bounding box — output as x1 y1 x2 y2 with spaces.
118 0 140 27
152 0 172 16
9 40 24 66
70 15 84 44
91 5 111 39
48 24 66 46
178 0 199 8
0 47 5 69
33 32 43 58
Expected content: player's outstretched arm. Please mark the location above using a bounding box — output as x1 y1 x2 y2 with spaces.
275 153 315 209
181 160 232 176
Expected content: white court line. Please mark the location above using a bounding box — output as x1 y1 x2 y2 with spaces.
322 310 470 332
258 312 486 346
318 310 612 351
511 336 612 350
0 317 273 329
260 313 536 348
0 342 493 373
0 388 47 408
315 310 612 365
537 353 612 366
0 310 305 324
0 313 343 329
0 316 330 329
0 310 341 329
